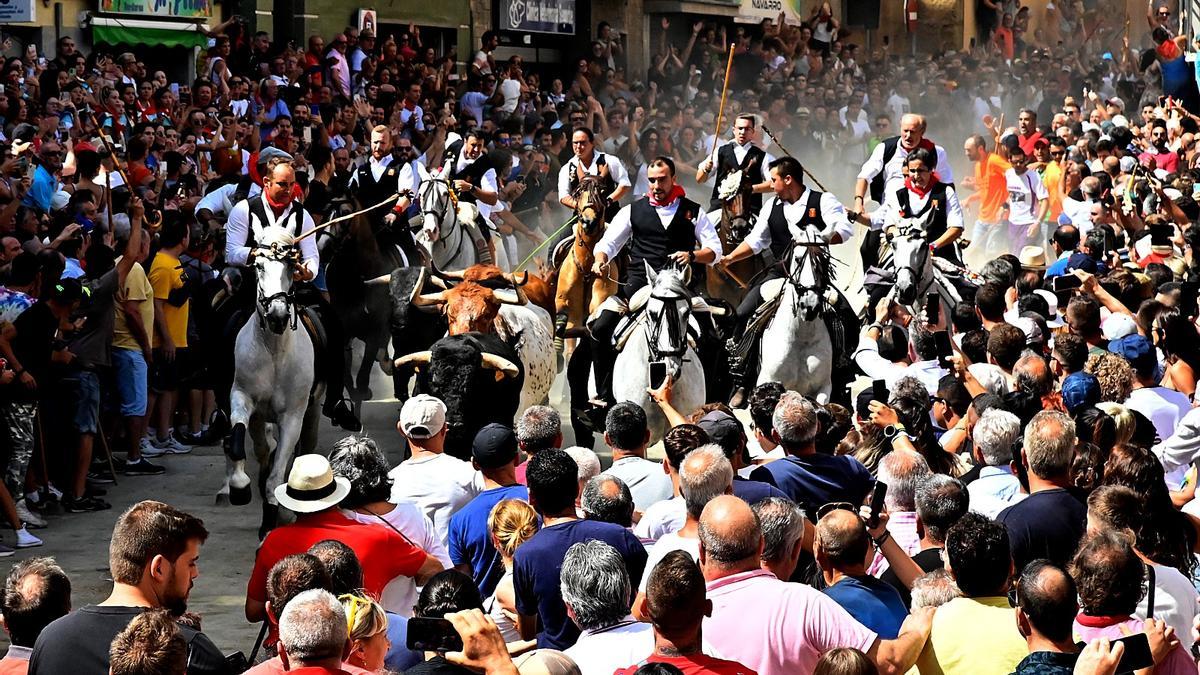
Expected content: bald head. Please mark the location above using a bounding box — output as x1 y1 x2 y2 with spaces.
1017 560 1078 643
815 509 870 573
1014 354 1053 398
680 444 734 520
698 495 762 576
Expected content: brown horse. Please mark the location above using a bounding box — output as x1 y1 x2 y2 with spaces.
707 171 765 306
553 172 618 362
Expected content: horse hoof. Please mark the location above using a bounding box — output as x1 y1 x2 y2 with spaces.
214 493 230 507
229 484 253 506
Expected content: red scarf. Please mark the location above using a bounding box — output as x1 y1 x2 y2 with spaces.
265 190 292 213
649 184 686 207
905 172 941 198
403 99 417 112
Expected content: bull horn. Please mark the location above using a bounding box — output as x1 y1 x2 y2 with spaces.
394 351 432 369
412 290 448 307
492 285 528 306
480 353 519 378
428 275 450 290
364 273 391 286
502 270 530 286
428 258 465 282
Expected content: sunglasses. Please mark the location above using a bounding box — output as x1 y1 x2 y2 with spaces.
816 502 857 519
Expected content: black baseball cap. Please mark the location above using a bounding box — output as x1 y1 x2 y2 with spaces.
471 423 518 469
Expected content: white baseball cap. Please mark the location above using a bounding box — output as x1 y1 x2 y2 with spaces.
399 394 447 439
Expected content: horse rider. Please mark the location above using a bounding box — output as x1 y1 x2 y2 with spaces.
224 154 361 431
554 126 631 251
350 125 423 267
718 156 857 407
442 129 500 263
852 113 951 266
194 147 284 233
696 112 775 216
850 146 965 314
584 156 720 411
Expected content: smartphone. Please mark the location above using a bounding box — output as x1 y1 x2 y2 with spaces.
1053 275 1083 292
406 617 463 653
872 379 888 404
933 331 954 367
1178 281 1199 319
649 361 668 390
924 292 940 325
867 482 888 528
1112 633 1154 673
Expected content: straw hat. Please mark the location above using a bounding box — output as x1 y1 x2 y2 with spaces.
273 455 351 513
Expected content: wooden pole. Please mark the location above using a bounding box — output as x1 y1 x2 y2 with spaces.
711 43 737 164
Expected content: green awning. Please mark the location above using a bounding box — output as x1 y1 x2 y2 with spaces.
93 24 207 49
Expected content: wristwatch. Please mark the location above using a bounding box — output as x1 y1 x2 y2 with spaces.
686 250 696 263
883 423 908 441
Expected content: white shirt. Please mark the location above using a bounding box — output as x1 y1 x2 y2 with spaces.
195 181 262 219
368 154 392 182
886 94 911 124
498 78 522 113
399 104 426 139
1154 406 1200 476
857 140 955 203
1136 562 1200 645
388 453 483 547
564 621 655 675
869 182 964 233
595 197 722 263
720 140 777 174
1126 386 1191 444
602 456 673 512
557 152 632 199
638 533 700 593
744 191 852 254
1003 168 1049 226
342 503 452 616
634 495 685 542
1061 196 1095 234
967 465 1027 519
225 193 319 277
455 153 499 222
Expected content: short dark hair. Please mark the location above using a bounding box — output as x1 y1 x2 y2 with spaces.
109 609 187 675
769 156 804 182
1052 333 1088 373
572 127 596 142
307 540 363 595
1086 485 1141 533
987 324 1026 370
1017 560 1078 643
907 146 936 168
909 322 938 361
329 436 393 507
645 550 707 632
581 475 635 527
606 402 648 450
266 553 331 616
946 512 1012 597
975 282 1007 321
157 219 189 249
1052 225 1080 251
960 329 989 365
1067 295 1102 335
526 448 580 515
416 570 483 617
1071 530 1145 616
110 501 208 586
915 475 969 544
649 155 676 176
876 324 909 362
663 424 708 471
748 382 786 435
1 557 71 647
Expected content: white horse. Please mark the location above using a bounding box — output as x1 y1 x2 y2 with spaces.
758 226 835 402
613 264 707 444
887 216 962 322
221 226 324 538
414 165 509 270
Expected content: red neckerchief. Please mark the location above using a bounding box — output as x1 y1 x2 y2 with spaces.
905 173 941 198
649 184 686 207
403 98 417 112
1075 613 1132 628
265 190 291 214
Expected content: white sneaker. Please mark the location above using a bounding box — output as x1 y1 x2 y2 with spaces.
152 437 192 455
15 500 46 529
15 527 42 548
140 437 166 458
45 484 63 501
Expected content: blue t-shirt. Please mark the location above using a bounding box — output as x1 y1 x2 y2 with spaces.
732 476 788 505
448 484 529 598
513 518 648 650
822 575 909 639
384 611 422 671
749 453 873 521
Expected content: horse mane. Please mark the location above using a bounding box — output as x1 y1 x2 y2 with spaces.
652 267 691 297
258 225 296 248
792 238 837 286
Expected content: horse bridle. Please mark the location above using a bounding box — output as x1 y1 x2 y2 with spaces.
572 175 608 234
645 284 693 359
785 233 831 304
255 246 301 331
889 225 935 299
419 177 467 261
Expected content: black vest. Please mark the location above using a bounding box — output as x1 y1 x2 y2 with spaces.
766 190 827 260
445 140 493 205
710 142 766 212
352 159 402 212
896 182 949 247
245 196 305 249
567 154 620 221
628 196 702 268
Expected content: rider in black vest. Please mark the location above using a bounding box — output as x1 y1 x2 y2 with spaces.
576 157 720 431
554 127 632 255
222 157 361 431
697 113 773 214
351 126 422 267
444 130 501 262
720 156 859 407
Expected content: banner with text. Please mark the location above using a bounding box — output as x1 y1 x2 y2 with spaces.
738 0 803 25
0 0 35 22
99 0 211 19
501 0 575 35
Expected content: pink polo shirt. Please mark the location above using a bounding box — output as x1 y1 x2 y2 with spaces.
868 511 922 577
703 569 878 675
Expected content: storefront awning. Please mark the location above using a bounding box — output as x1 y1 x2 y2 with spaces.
92 19 208 49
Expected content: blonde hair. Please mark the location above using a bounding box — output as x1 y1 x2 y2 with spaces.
1095 402 1136 446
339 593 388 643
488 499 539 560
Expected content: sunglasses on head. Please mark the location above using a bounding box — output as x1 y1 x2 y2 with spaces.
816 502 857 519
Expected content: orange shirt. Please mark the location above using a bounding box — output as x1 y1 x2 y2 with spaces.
976 152 1011 222
1041 161 1064 222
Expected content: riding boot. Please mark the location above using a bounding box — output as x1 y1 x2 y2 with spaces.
728 340 760 408
318 306 361 433
589 309 621 419
565 340 597 447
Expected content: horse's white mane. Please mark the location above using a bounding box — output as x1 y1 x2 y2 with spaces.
717 170 743 201
258 225 296 248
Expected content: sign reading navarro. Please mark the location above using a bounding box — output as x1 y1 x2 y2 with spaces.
501 0 575 35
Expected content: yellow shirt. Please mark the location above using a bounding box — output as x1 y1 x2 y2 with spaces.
148 251 188 349
914 596 1027 675
113 261 153 352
